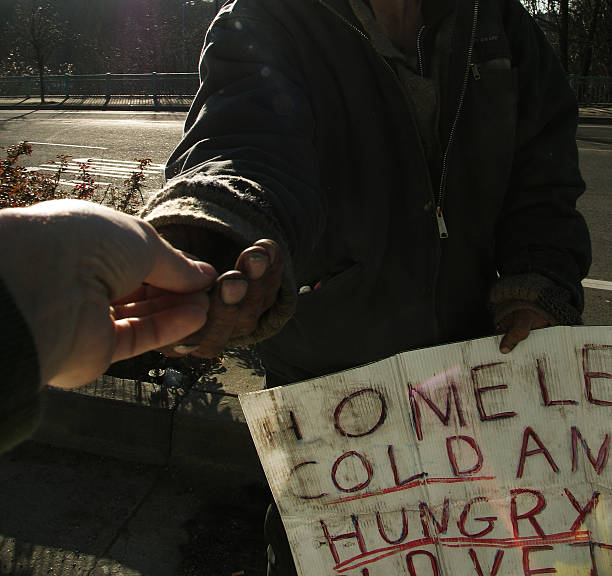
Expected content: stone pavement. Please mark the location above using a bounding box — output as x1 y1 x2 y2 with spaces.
0 96 192 112
0 96 611 123
0 350 269 576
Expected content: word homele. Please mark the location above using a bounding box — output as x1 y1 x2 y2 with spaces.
241 332 612 575
280 346 611 575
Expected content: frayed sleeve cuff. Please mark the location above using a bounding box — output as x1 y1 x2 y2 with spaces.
141 176 298 346
489 272 583 327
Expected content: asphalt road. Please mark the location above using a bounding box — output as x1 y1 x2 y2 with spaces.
0 109 610 325
575 124 612 326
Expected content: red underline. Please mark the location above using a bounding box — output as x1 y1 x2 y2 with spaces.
334 530 591 573
571 541 612 550
326 476 497 506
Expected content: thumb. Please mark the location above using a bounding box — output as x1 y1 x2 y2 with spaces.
143 224 218 293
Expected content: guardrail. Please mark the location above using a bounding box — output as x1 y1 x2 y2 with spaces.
0 73 610 105
0 73 200 102
568 76 612 106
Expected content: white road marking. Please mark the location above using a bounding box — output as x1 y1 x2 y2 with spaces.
27 141 108 150
583 278 612 291
578 148 611 152
73 157 164 168
0 109 185 116
58 179 111 187
39 163 162 176
37 167 158 179
27 157 165 183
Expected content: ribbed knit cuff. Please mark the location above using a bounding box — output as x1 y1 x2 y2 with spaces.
489 273 583 327
0 276 42 454
141 176 297 346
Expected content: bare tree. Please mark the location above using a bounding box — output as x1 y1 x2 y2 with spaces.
521 0 612 75
14 0 65 103
575 0 604 75
558 0 570 71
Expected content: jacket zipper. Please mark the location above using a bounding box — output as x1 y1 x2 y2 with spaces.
318 0 480 240
436 0 480 238
416 25 426 77
316 0 438 227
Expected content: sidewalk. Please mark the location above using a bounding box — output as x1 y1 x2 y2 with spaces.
0 95 610 576
0 95 192 112
578 105 612 124
0 96 611 123
0 350 270 576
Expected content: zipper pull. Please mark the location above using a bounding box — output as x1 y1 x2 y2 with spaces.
436 206 449 239
471 63 481 80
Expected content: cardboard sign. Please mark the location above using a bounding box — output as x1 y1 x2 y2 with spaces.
240 327 612 575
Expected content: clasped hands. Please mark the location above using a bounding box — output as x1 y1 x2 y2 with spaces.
0 200 282 389
1 199 546 391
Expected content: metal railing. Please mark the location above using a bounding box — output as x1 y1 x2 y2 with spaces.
568 76 612 106
0 73 610 105
0 73 200 101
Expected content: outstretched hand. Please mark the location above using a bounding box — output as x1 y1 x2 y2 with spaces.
161 239 283 359
0 200 218 388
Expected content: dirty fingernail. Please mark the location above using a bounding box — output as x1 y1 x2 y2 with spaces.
245 251 269 280
255 239 278 264
220 278 248 305
500 346 511 354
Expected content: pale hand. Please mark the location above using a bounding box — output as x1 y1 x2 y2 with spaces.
0 200 217 388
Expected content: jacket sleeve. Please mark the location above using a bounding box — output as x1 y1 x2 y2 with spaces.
491 0 591 323
0 277 42 455
141 0 326 345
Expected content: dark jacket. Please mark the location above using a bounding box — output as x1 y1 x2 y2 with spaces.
142 0 591 384
0 277 41 454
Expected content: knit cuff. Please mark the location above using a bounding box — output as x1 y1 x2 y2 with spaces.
489 273 583 327
141 176 297 346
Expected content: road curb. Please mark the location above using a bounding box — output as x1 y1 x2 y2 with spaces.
33 367 267 490
1 102 611 124
0 104 190 112
579 115 612 125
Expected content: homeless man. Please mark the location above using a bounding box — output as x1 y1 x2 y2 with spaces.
141 0 591 573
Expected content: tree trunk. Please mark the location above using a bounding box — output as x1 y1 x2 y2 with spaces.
580 0 603 76
559 0 569 72
38 62 45 104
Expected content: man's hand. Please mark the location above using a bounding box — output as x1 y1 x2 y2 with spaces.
164 239 283 359
496 308 551 354
0 200 218 388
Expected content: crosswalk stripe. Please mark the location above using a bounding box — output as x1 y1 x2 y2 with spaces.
74 157 165 168
583 278 612 291
37 167 158 180
31 155 166 183
57 179 111 187
39 164 161 176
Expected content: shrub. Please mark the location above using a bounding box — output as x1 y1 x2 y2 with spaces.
0 141 218 387
0 141 149 213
